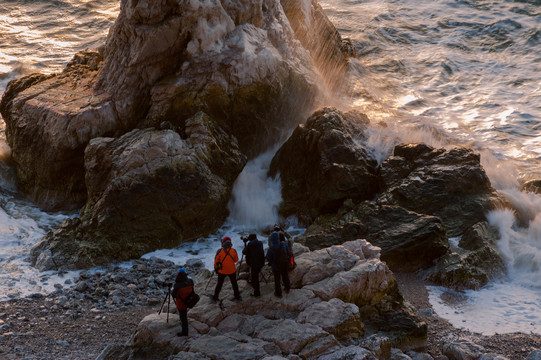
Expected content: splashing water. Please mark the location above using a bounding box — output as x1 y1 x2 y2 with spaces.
226 148 283 230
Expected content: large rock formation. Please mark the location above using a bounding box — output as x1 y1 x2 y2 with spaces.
269 107 379 223
30 112 246 270
1 0 350 265
0 0 347 212
378 144 498 237
97 240 428 360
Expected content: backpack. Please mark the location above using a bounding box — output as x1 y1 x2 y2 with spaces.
288 251 296 271
180 290 200 308
275 243 290 271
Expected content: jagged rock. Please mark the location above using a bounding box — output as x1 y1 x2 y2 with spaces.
522 180 541 195
30 117 246 270
297 202 449 272
378 144 498 237
0 0 347 212
458 221 499 250
269 107 379 223
443 339 485 360
188 334 278 360
426 245 505 290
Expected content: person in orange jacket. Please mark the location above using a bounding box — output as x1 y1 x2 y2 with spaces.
210 236 242 302
171 268 194 336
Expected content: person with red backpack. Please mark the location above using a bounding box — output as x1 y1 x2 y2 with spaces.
266 232 291 298
171 268 194 337
210 236 242 302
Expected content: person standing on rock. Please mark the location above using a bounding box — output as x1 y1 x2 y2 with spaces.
266 232 291 298
242 233 265 297
211 236 242 302
171 268 194 337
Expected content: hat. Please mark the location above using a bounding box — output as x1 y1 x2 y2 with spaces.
273 224 281 231
178 268 186 274
222 236 231 244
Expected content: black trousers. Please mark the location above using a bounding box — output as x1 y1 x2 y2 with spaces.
273 267 290 296
250 266 262 296
178 309 188 335
213 273 240 299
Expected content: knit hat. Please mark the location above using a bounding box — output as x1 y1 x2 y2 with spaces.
248 233 257 241
222 236 231 244
178 268 186 274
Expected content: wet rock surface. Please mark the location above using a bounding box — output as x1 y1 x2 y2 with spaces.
378 144 499 237
30 113 246 270
269 107 379 223
296 202 449 272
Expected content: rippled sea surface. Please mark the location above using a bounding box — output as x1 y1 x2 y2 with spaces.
0 0 540 335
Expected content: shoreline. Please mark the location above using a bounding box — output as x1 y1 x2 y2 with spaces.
1 271 539 360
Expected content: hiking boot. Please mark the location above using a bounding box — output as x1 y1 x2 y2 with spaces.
209 295 218 302
234 296 242 303
284 288 290 294
177 332 188 337
274 292 282 298
250 292 260 298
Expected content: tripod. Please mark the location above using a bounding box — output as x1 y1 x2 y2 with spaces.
158 284 172 323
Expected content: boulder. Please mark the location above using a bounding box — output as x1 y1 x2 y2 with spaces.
443 339 485 360
526 350 541 360
30 115 246 270
297 298 364 341
0 0 348 211
458 221 499 250
297 202 449 272
269 107 379 223
0 51 113 210
426 245 506 290
379 144 498 237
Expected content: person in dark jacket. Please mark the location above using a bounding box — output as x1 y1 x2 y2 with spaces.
211 236 241 302
171 268 194 336
269 224 294 252
266 232 291 298
242 233 265 297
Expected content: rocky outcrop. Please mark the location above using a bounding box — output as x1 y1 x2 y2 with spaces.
0 0 348 212
1 0 352 264
30 113 246 270
425 221 505 290
296 202 449 272
269 107 379 223
97 240 427 359
0 51 112 210
378 144 498 237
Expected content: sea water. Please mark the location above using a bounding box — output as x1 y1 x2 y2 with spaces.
0 0 540 335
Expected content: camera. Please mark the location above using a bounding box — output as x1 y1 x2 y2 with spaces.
240 236 248 243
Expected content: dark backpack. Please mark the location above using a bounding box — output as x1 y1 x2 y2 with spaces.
275 243 290 271
180 290 200 308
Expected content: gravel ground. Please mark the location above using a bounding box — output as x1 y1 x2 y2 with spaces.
0 271 539 360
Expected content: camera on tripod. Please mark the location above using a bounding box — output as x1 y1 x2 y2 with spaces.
241 235 249 243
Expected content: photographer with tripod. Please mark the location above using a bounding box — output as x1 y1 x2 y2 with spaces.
171 268 194 337
242 234 265 297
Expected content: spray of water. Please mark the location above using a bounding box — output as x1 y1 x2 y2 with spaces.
226 148 283 231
